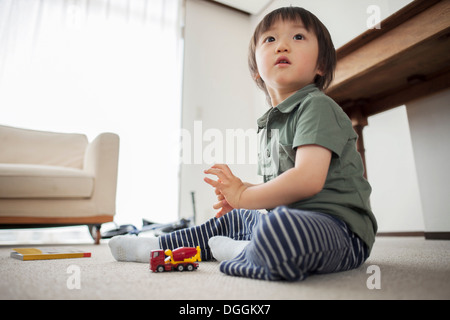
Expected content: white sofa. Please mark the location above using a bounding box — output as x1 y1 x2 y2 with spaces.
0 125 120 243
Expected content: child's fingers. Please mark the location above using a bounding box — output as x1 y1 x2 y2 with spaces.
215 206 230 218
204 167 227 181
204 177 219 188
213 200 223 210
215 204 233 218
215 211 225 218
215 189 225 200
215 211 227 218
211 164 232 175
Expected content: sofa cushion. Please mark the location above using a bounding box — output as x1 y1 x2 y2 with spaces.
0 164 94 199
0 125 88 169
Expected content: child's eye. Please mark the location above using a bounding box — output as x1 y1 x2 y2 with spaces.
293 34 304 40
264 36 275 43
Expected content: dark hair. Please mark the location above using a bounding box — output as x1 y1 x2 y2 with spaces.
249 7 336 102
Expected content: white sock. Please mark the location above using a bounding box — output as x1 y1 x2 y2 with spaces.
108 235 160 263
208 236 250 262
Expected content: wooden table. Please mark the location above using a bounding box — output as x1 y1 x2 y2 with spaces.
326 0 450 176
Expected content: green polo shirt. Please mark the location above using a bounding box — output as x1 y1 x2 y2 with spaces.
257 84 377 251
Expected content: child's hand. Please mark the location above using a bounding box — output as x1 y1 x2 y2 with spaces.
204 164 247 217
213 188 234 218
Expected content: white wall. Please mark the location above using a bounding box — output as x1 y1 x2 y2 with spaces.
179 0 259 223
364 107 424 232
406 90 450 232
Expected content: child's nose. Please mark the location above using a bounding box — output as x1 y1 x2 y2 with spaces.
275 39 290 53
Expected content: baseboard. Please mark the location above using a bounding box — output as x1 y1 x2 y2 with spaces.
424 232 450 240
376 231 450 240
376 231 425 237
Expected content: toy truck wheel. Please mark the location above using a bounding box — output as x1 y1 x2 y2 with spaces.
176 264 184 272
186 264 194 271
156 265 165 272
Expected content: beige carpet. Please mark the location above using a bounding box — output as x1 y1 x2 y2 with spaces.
1 236 449 300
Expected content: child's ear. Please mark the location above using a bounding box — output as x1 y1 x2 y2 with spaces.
316 68 324 77
315 63 324 77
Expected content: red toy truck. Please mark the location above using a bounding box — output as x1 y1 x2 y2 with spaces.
150 246 201 272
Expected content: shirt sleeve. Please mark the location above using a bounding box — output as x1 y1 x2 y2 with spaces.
292 95 351 157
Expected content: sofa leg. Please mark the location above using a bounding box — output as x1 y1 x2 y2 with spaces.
89 224 102 245
94 226 101 245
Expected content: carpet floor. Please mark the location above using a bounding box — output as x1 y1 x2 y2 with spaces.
1 236 449 300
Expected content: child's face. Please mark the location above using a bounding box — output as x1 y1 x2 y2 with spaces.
255 19 321 103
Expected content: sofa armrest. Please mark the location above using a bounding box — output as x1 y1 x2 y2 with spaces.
83 133 120 216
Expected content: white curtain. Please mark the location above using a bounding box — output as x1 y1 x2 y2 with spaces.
0 0 184 225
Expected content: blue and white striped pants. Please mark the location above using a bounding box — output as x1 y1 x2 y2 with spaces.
159 206 368 281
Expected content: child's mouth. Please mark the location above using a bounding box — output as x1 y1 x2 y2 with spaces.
275 56 291 65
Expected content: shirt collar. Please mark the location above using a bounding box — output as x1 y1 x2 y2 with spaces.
257 84 319 130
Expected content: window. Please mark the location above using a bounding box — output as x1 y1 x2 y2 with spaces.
0 0 184 226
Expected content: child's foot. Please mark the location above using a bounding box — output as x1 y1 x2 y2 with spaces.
108 235 160 263
208 236 250 262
